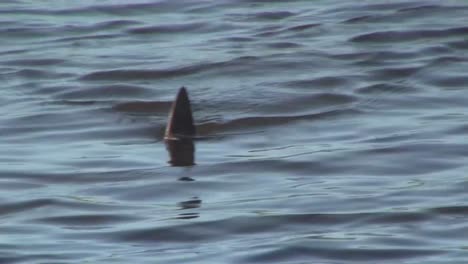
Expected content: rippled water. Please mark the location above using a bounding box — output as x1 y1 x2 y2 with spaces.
2 0 468 263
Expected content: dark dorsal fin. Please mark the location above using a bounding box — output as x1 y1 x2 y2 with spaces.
164 87 195 139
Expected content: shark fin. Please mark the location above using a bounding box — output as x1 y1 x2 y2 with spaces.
164 87 196 140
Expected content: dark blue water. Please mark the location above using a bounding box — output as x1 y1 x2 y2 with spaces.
1 0 468 263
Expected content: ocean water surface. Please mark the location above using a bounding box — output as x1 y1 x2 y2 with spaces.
1 0 468 263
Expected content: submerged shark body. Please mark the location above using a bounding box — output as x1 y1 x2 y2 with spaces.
165 87 196 166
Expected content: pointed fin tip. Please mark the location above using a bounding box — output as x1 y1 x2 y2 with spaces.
164 86 195 139
179 86 188 95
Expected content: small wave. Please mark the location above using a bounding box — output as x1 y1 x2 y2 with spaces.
33 213 140 226
56 84 152 100
229 11 296 21
255 93 356 115
351 26 468 43
343 4 459 24
127 22 205 35
430 76 468 88
397 4 468 14
4 58 64 66
343 15 377 24
80 56 263 81
265 42 301 49
448 40 468 50
429 206 468 215
255 23 321 37
244 246 443 263
280 76 351 89
113 101 171 113
356 83 418 95
81 69 192 81
80 63 220 81
254 11 296 20
368 66 420 80
94 19 141 29
0 199 53 216
197 108 358 135
51 33 119 43
397 4 441 12
14 68 70 79
287 23 320 32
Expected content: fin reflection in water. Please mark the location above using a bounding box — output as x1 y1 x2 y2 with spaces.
164 87 196 166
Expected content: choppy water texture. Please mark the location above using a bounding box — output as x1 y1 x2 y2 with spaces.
1 0 468 263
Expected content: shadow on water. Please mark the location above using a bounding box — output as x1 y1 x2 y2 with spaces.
166 138 195 167
166 138 200 219
177 196 202 219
